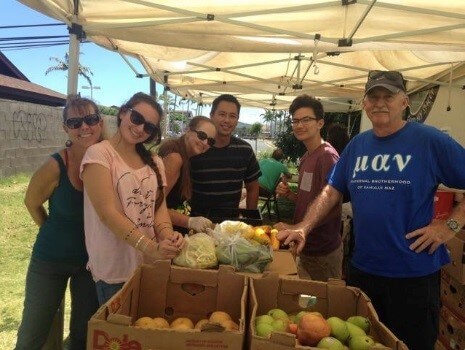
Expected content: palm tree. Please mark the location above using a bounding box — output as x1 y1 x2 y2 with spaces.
261 109 276 137
45 53 94 92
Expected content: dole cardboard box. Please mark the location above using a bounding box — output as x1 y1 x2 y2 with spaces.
248 273 408 350
441 269 465 321
87 261 247 350
438 305 465 350
443 230 465 285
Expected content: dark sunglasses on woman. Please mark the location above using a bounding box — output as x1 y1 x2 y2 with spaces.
128 108 159 135
192 129 216 146
65 113 101 129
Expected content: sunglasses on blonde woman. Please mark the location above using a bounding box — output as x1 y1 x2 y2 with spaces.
192 129 216 146
65 114 101 129
128 108 158 135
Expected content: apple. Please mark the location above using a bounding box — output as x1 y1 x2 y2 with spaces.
256 322 274 338
170 317 194 329
348 335 375 350
346 316 371 334
345 321 366 339
326 317 349 343
152 317 169 329
195 319 209 330
267 308 289 321
221 319 239 331
297 313 331 346
209 311 232 324
134 316 155 329
288 323 298 335
255 314 274 325
271 319 288 332
317 336 345 350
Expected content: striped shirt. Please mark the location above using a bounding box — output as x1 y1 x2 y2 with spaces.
190 137 261 216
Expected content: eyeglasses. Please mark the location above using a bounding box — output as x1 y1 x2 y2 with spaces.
368 70 404 82
192 129 216 146
128 108 158 135
65 113 101 129
290 116 318 126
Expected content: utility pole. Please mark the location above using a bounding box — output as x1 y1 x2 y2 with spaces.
81 85 100 100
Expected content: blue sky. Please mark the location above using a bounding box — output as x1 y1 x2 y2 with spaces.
0 0 263 123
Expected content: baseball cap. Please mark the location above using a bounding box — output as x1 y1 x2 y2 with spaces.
365 70 406 94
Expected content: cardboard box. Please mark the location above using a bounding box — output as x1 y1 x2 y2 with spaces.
443 230 465 284
265 250 298 277
248 273 408 350
87 261 247 350
441 269 465 321
438 305 465 350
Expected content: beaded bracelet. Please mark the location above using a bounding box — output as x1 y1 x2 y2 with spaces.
139 238 149 253
134 235 144 249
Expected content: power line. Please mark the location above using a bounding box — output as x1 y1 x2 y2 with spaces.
0 23 66 29
0 35 69 41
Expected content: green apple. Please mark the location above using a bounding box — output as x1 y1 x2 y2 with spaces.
326 317 349 343
288 314 296 323
267 308 289 321
349 335 375 350
346 316 371 334
271 319 288 332
345 322 366 340
316 336 344 350
256 322 274 338
255 314 274 325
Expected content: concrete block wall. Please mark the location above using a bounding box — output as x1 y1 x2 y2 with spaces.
0 98 65 178
0 98 119 178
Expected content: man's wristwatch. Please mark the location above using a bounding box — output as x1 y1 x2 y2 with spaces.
446 218 462 234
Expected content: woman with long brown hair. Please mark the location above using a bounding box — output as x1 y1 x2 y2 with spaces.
158 116 217 234
81 92 184 305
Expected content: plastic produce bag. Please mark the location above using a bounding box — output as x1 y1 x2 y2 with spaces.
173 232 218 269
212 228 273 273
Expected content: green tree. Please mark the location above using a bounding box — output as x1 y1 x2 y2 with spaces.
274 111 362 163
98 105 119 116
261 109 276 137
250 122 262 152
275 118 306 163
45 53 93 90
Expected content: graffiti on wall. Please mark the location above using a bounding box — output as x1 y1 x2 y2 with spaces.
12 109 50 142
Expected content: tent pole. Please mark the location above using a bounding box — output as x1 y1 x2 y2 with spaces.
67 29 80 96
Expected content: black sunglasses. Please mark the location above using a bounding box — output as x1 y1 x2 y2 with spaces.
128 108 158 135
368 70 404 82
192 129 215 146
65 114 101 129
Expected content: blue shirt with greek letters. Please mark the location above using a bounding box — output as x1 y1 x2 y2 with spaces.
329 121 465 277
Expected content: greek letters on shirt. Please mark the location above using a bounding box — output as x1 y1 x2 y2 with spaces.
350 153 412 192
352 154 412 178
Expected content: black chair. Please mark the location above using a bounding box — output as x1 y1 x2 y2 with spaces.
259 179 281 221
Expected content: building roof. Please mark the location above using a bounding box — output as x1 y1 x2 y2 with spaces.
0 51 66 107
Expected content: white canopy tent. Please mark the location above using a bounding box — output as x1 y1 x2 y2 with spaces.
18 0 465 112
